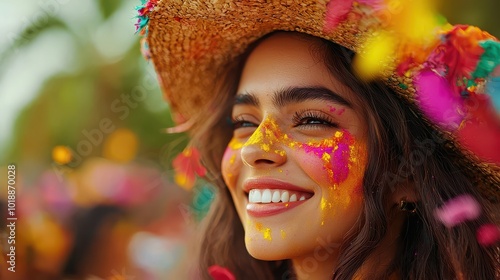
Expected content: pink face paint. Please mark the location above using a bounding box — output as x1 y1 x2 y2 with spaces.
297 130 366 225
300 131 355 184
330 136 351 182
327 105 345 116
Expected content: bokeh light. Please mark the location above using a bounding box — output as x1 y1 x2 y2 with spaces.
52 145 73 165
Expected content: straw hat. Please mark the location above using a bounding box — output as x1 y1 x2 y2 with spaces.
135 0 500 201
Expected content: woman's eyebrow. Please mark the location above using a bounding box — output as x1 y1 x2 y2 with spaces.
234 92 260 106
273 86 352 108
234 86 352 108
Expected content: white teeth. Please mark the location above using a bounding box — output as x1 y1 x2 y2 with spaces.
281 191 289 203
262 189 272 203
251 190 262 203
272 191 281 202
248 189 312 204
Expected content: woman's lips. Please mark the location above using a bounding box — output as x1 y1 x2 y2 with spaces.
243 178 314 217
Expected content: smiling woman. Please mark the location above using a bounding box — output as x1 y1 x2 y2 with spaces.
198 32 429 280
136 0 500 279
222 34 369 270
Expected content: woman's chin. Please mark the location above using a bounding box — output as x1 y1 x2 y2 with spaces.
245 244 290 261
244 236 302 261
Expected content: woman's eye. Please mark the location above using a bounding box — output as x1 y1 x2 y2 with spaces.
292 111 338 128
232 120 257 129
231 115 258 130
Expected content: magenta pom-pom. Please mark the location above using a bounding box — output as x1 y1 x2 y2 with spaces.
415 69 465 130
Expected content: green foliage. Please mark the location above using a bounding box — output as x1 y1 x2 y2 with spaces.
97 0 123 20
441 0 500 37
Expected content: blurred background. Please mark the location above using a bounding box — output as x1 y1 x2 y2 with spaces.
0 0 498 279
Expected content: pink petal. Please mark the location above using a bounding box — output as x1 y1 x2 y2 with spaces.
208 265 236 280
434 194 481 228
476 224 500 246
414 69 465 130
324 0 354 31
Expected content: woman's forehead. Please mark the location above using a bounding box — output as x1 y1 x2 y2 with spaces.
237 33 357 106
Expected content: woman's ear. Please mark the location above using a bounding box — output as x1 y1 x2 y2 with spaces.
390 183 418 209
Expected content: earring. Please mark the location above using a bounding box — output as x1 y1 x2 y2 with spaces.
399 199 417 213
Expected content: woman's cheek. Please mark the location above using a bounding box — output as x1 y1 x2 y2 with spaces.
221 138 243 189
295 131 363 185
296 135 367 224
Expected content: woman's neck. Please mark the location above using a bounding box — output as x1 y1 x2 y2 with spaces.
291 213 405 280
291 247 340 280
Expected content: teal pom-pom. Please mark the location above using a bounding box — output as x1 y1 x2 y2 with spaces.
487 76 500 112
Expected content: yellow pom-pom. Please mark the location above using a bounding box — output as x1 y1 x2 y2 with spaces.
354 32 396 80
399 0 437 41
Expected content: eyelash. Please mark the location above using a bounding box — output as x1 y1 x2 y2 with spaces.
292 110 338 128
231 115 258 129
231 110 338 130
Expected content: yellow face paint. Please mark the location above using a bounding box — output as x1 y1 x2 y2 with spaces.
224 115 367 227
255 222 272 241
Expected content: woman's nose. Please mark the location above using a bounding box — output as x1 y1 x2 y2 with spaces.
241 144 287 168
240 121 287 168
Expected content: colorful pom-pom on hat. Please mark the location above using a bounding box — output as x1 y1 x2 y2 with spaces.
135 0 500 201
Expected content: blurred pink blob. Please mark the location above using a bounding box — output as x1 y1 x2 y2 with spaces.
39 170 74 215
434 194 481 228
476 224 500 246
80 158 162 206
208 265 235 280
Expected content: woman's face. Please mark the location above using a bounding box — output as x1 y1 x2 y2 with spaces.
221 33 368 262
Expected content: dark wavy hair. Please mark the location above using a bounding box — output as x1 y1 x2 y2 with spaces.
185 32 499 279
